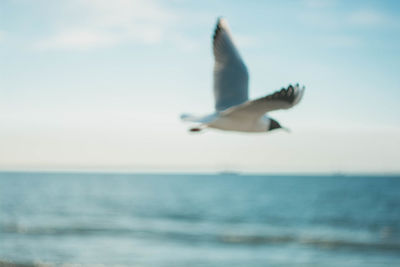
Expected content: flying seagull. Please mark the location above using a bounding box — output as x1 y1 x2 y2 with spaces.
181 18 305 133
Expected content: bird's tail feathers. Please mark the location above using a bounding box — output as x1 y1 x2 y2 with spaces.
181 113 216 133
181 113 200 123
180 113 217 124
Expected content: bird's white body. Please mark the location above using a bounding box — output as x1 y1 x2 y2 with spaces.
181 18 305 133
208 115 270 132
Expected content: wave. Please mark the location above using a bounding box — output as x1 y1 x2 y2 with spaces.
218 234 400 252
2 223 400 252
0 260 125 267
0 260 48 267
1 224 134 236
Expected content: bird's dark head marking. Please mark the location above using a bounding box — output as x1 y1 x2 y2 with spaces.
268 118 282 131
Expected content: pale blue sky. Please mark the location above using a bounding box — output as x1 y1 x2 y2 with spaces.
1 0 400 173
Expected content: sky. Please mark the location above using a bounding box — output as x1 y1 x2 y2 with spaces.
1 0 400 173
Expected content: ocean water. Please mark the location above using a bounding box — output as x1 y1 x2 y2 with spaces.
0 172 399 267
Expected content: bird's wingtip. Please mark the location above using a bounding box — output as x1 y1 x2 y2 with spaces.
293 84 305 106
216 17 228 28
213 17 228 42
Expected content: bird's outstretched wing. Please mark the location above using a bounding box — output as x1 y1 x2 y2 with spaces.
221 84 305 120
213 18 249 111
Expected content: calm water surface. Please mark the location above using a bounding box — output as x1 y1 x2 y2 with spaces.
0 172 399 266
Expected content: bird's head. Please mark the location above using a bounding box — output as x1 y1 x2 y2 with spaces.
268 118 290 132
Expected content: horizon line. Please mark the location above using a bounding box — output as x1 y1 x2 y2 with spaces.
0 168 399 177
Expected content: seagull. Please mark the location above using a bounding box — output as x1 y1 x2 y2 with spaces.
181 18 305 133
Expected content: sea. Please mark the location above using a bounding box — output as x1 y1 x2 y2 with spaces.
0 172 399 267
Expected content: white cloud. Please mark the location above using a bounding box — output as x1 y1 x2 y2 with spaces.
298 7 394 31
36 30 118 50
35 0 185 50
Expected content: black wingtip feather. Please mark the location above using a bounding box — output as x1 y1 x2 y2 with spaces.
213 18 223 42
265 84 300 104
213 17 227 43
